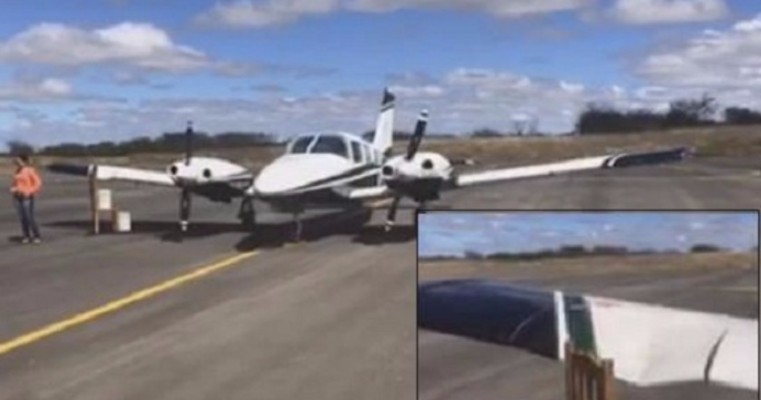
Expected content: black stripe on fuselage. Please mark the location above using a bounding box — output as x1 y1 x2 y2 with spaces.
288 164 380 193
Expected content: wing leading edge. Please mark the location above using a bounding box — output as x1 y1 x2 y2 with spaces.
418 279 758 391
48 163 176 186
454 147 690 188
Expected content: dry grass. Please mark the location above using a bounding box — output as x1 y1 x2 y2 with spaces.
420 126 761 166
418 251 758 282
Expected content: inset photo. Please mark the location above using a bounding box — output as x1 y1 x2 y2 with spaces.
418 211 759 400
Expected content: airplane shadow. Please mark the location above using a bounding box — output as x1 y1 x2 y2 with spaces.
46 209 416 251
234 209 416 251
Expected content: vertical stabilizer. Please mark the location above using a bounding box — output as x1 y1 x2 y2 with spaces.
372 88 395 154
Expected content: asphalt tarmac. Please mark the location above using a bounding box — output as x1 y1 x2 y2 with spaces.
0 155 758 399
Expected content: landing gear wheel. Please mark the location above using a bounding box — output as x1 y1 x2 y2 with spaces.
238 197 256 231
179 190 191 232
293 213 303 242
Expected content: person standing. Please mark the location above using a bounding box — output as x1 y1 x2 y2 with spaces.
11 154 42 244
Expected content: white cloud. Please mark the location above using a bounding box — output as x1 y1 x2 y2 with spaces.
0 22 211 72
195 0 340 28
195 0 591 28
637 13 761 109
611 0 728 24
0 77 73 102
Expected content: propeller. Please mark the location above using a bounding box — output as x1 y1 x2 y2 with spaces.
184 120 193 166
405 110 428 161
385 110 429 231
179 121 193 231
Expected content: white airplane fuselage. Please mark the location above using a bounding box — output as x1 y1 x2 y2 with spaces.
251 131 384 211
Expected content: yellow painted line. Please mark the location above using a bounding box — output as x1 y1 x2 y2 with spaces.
0 251 259 356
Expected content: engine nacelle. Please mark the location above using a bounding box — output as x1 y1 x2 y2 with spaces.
381 152 452 202
167 157 247 186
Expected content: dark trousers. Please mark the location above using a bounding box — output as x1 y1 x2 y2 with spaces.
14 195 41 239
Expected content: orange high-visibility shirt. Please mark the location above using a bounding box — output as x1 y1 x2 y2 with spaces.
12 166 42 197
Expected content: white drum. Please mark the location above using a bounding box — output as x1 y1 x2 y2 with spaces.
113 211 132 232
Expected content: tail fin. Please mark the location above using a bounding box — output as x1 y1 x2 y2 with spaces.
372 88 395 155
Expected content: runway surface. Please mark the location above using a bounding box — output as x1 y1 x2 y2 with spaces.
0 156 758 399
0 177 416 400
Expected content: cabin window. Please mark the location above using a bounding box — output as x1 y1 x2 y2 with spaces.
351 141 362 163
367 145 376 163
289 136 314 154
311 136 348 157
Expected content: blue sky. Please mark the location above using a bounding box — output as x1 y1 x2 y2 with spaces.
418 211 759 256
0 0 760 147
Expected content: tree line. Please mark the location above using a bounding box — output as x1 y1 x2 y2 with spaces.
420 243 730 262
6 131 279 157
576 95 761 135
6 94 761 156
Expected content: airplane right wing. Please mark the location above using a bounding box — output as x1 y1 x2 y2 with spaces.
48 163 176 186
453 147 690 188
419 279 758 391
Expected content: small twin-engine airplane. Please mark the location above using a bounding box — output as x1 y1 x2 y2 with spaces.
419 279 758 391
49 89 689 239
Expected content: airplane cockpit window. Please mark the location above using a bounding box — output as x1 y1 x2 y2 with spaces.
310 135 348 157
289 136 314 154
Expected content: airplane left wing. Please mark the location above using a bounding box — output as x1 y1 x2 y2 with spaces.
419 279 758 391
48 163 176 186
453 147 690 188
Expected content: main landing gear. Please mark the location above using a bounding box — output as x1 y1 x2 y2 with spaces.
238 196 256 231
179 189 191 232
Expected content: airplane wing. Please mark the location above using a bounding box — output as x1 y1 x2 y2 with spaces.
48 163 176 186
418 279 758 391
453 147 690 188
333 185 390 200
48 163 254 187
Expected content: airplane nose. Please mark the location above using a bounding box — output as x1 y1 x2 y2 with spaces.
254 155 351 196
253 167 292 195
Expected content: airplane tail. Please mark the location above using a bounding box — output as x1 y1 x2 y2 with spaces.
372 88 395 155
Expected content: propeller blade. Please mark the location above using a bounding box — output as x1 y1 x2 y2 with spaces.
385 195 401 231
185 120 193 166
405 110 428 161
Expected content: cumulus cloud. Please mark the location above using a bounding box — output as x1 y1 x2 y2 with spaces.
0 77 73 102
195 0 591 28
0 22 211 72
1 63 689 149
636 13 761 109
611 0 728 24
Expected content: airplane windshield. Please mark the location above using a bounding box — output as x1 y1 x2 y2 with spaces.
289 136 314 154
310 136 348 157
